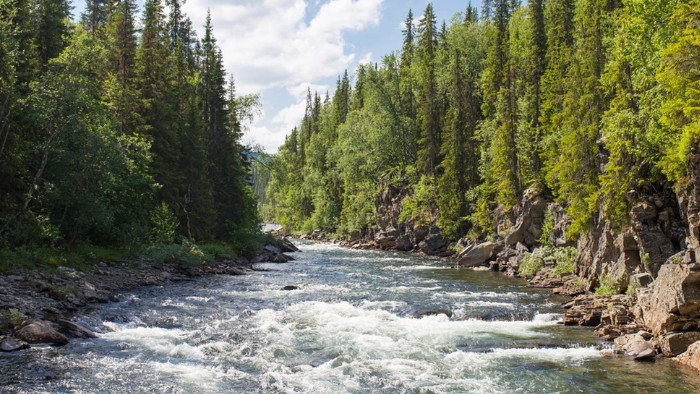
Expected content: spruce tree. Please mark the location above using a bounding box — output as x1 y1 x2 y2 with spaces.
416 3 440 176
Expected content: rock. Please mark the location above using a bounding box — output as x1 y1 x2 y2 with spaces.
270 253 294 263
642 263 700 336
418 234 447 256
614 333 653 357
458 242 502 268
633 348 656 361
675 341 700 372
278 238 299 252
281 285 299 291
0 337 30 352
377 235 396 250
349 230 362 243
58 319 99 339
264 244 281 254
414 309 452 318
395 235 413 251
658 332 700 357
14 321 69 346
504 192 547 247
629 273 654 289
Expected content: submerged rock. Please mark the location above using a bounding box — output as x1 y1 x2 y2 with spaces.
281 285 299 291
413 308 452 318
14 320 69 346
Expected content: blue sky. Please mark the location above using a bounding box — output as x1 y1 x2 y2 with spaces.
71 0 483 152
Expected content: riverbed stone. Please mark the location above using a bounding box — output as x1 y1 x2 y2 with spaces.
58 319 99 339
414 309 452 318
14 320 69 345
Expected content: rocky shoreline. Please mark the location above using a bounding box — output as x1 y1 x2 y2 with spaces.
0 238 298 352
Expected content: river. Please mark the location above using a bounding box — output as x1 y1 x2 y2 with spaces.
2 240 699 392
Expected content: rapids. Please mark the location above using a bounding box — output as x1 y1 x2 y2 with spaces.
1 240 699 392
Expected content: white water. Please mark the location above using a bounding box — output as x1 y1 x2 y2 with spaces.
1 240 698 392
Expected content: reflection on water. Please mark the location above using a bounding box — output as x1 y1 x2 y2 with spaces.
1 240 699 392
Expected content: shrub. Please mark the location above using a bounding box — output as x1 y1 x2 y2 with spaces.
552 247 576 275
595 275 620 295
519 253 544 276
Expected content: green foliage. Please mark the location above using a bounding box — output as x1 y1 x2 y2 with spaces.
146 239 205 266
519 253 544 276
0 2 261 255
595 274 621 295
551 246 576 275
399 175 438 228
538 205 555 245
150 202 178 244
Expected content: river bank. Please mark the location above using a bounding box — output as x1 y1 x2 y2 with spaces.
0 238 298 351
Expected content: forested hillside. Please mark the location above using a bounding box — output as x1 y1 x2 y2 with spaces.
264 0 700 245
0 0 261 259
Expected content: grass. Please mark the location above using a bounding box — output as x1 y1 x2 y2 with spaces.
0 245 130 273
0 231 275 274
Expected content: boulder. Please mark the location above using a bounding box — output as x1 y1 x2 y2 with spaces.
413 309 453 318
642 263 700 335
629 273 654 289
264 244 281 254
675 340 700 372
458 242 502 268
58 319 99 339
0 337 30 352
278 238 299 252
613 333 654 357
14 321 69 346
271 253 294 263
349 230 362 242
418 234 447 255
658 332 700 357
395 235 413 252
377 235 396 250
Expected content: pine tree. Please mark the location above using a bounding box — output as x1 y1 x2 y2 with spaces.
416 3 440 176
82 0 108 38
136 0 181 209
399 9 418 164
33 0 71 66
544 0 617 235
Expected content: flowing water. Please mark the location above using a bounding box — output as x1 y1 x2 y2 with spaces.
2 240 700 393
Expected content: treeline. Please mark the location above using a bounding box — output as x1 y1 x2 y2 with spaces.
0 0 260 252
264 0 700 241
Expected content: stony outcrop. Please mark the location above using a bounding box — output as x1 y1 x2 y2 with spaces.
641 262 700 336
504 190 547 248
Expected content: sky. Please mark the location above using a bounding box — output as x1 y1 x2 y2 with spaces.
72 0 483 153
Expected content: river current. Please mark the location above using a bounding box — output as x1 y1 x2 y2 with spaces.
2 240 700 392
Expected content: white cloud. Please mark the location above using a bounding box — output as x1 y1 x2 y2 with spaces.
184 0 383 94
359 52 372 65
182 0 383 152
